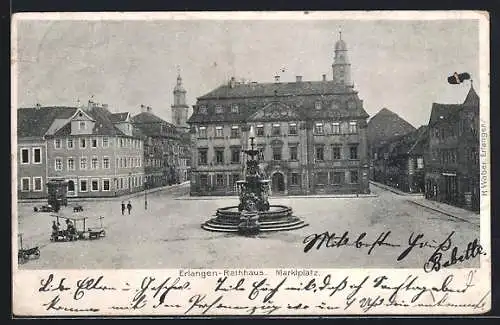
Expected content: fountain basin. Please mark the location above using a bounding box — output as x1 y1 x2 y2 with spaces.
201 205 308 233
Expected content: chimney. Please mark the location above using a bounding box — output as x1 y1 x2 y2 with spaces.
274 75 280 83
322 74 327 81
229 77 236 88
35 103 41 110
296 76 302 82
147 106 152 112
140 104 147 112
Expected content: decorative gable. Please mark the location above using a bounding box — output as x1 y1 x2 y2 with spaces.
69 109 96 135
248 102 301 122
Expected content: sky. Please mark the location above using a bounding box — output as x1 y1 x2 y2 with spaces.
13 15 481 128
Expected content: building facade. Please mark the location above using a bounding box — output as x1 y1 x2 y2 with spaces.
171 73 191 183
424 84 480 211
17 102 145 199
372 126 428 193
188 34 370 196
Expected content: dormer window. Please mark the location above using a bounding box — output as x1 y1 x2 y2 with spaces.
315 101 322 110
215 105 224 114
199 106 207 114
231 104 239 114
79 121 86 130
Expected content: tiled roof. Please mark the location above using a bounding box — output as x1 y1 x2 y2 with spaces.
17 106 77 138
132 112 179 138
198 80 351 99
367 108 416 147
428 103 462 125
110 112 129 123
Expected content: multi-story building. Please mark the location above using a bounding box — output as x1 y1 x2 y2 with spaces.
372 126 428 193
132 105 182 187
424 84 480 211
367 108 417 182
17 101 146 198
17 105 76 199
171 73 191 183
188 34 370 196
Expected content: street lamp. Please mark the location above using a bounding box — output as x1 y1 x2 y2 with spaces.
144 179 148 210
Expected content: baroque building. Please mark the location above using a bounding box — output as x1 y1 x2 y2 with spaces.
188 34 370 196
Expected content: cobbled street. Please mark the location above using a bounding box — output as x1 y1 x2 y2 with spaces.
16 183 480 269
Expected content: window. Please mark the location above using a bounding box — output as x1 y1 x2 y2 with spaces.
199 105 208 114
216 174 224 187
289 146 298 161
215 105 224 114
256 125 264 136
332 172 344 185
79 121 86 130
103 179 110 191
91 138 98 148
33 177 42 192
215 148 224 164
314 123 324 134
332 146 341 160
200 174 209 187
21 148 29 164
273 147 282 161
231 148 240 164
54 139 61 149
199 126 207 138
315 101 322 110
349 145 358 160
215 126 224 138
91 179 99 191
91 157 99 169
67 158 75 171
67 139 74 149
272 124 281 136
417 157 424 169
80 157 87 170
316 146 324 161
230 126 240 138
21 178 30 191
291 173 300 186
350 170 359 184
289 123 297 135
348 121 358 134
102 137 109 147
103 157 110 169
230 174 240 188
55 158 63 171
231 104 239 113
332 122 341 134
33 148 41 164
198 149 208 165
80 138 87 148
80 179 88 192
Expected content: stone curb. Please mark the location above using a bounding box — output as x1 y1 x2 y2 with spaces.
407 199 480 227
176 194 378 200
369 181 424 197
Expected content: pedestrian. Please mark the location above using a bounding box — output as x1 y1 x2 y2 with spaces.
121 201 126 215
127 201 132 215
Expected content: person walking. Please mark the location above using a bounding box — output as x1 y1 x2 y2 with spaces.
127 201 132 215
121 201 126 215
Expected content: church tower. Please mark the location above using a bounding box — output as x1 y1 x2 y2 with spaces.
172 72 189 128
332 30 352 86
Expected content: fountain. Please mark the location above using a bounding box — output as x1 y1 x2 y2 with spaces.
201 126 308 235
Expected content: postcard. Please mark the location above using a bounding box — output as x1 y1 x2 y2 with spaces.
12 11 490 316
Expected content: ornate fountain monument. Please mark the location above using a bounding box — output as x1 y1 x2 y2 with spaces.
201 126 308 235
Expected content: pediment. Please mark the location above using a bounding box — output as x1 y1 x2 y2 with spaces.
69 108 95 122
248 102 300 122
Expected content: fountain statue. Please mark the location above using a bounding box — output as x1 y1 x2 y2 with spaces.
201 126 308 235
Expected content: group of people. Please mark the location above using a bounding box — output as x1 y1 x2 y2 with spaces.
51 218 75 237
121 201 133 215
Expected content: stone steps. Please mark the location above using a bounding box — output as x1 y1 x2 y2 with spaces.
201 218 308 233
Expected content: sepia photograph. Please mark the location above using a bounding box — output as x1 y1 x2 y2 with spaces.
12 11 490 316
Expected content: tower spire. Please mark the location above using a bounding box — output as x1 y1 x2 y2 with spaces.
339 26 342 40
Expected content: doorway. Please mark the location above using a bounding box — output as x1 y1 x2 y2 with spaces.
272 172 285 194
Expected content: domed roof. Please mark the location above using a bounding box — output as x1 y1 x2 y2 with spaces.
335 39 347 51
174 75 186 92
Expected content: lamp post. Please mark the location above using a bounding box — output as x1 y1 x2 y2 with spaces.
144 179 148 210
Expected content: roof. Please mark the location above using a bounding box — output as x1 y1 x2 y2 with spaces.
110 112 129 123
17 107 77 138
428 103 462 125
132 112 179 138
335 39 347 51
463 84 479 107
367 108 416 147
198 80 351 100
